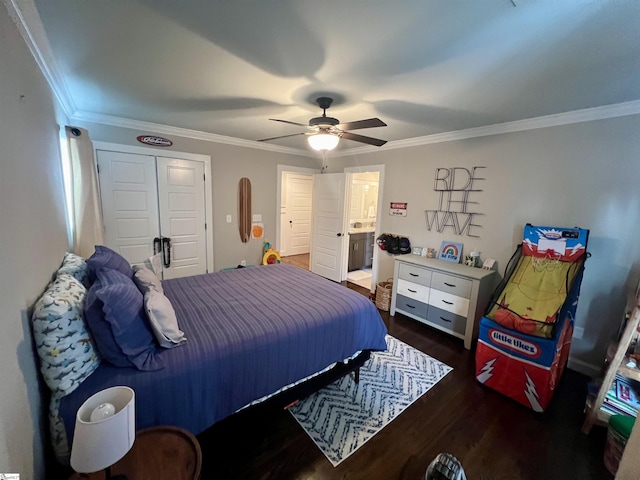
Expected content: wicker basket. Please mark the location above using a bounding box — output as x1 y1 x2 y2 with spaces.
375 278 394 311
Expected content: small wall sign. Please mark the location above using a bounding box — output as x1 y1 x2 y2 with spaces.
390 202 407 217
137 135 173 147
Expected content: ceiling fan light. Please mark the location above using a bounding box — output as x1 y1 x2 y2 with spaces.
308 133 339 151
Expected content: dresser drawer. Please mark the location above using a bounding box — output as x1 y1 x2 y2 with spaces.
428 289 469 317
431 272 472 298
398 263 432 287
427 305 467 336
395 294 429 319
397 279 430 302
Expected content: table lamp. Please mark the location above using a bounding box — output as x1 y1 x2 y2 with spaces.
70 386 135 480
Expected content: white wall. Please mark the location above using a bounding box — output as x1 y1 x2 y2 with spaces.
76 122 319 270
332 115 640 373
0 4 70 478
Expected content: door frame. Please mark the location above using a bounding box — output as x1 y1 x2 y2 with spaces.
344 164 385 292
275 165 320 254
93 141 214 273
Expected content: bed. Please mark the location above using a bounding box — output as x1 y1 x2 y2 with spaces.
33 251 388 462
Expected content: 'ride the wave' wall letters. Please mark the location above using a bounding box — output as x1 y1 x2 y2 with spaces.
425 166 485 238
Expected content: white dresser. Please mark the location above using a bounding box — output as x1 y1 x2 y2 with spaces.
390 256 496 349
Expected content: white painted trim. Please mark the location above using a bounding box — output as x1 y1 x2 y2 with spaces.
568 356 601 378
344 165 385 292
4 0 76 117
334 100 640 156
94 141 209 163
275 165 320 253
11 0 640 156
75 111 315 157
93 142 215 273
75 99 640 158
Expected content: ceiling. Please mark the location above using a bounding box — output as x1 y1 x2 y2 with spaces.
20 0 640 153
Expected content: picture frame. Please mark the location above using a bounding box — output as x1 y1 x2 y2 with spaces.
438 241 463 263
412 247 423 255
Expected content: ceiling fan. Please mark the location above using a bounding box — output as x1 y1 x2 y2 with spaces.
257 97 387 150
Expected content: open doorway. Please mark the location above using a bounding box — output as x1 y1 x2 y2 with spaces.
276 165 319 270
344 165 385 292
345 172 380 290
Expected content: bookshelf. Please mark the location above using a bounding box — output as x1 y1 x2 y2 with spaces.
582 300 640 433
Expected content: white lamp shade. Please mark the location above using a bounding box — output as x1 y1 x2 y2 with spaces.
307 133 339 151
70 386 135 473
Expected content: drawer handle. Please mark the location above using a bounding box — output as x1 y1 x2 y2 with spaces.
441 300 453 305
444 282 456 287
409 273 419 277
408 289 417 293
440 316 452 323
406 304 416 309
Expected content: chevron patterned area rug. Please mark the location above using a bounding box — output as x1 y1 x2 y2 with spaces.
289 335 453 466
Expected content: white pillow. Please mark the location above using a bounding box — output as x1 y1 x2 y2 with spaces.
133 264 163 294
144 290 186 348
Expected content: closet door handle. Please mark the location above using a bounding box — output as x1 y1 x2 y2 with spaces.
153 237 161 254
162 237 171 267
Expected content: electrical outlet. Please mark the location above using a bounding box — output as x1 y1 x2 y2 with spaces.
240 260 246 266
573 326 584 340
226 214 232 223
252 214 262 222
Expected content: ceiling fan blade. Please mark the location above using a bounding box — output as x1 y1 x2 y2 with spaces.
337 118 387 131
340 131 387 147
269 118 308 127
257 132 307 142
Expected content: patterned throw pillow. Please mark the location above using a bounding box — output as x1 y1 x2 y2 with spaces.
32 274 100 396
57 252 89 286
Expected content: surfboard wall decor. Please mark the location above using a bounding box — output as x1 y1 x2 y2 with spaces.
238 177 252 243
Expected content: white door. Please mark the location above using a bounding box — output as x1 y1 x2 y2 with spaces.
98 150 208 279
310 173 346 282
282 172 312 256
97 150 160 266
157 157 208 279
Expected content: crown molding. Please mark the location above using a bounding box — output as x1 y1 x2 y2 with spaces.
10 0 639 158
74 99 640 159
72 110 315 157
4 0 77 117
335 99 640 156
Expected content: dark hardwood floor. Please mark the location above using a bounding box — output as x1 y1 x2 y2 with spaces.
196 262 613 480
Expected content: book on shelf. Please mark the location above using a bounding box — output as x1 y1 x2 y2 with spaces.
600 375 640 417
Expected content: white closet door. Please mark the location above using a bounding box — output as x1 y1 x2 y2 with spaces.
97 150 160 266
156 157 207 279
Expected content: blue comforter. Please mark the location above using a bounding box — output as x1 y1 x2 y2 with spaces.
59 264 387 445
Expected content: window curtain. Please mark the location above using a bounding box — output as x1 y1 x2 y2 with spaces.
65 126 104 258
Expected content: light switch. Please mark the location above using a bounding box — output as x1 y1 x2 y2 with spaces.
226 214 232 223
252 214 262 222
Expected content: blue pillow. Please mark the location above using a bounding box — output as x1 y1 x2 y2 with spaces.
86 245 133 282
84 268 163 371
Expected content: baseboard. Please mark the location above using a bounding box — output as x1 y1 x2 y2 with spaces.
568 357 601 378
